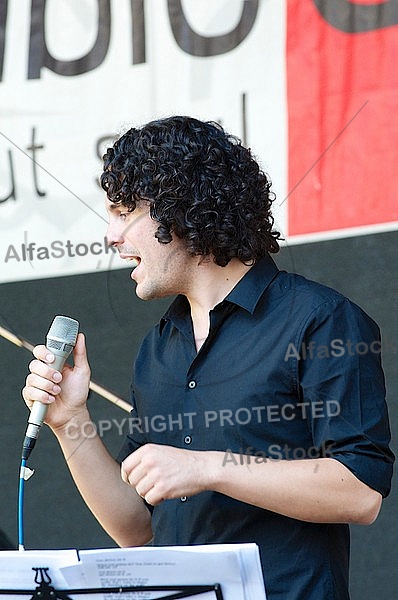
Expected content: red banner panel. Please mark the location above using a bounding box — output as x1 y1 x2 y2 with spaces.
287 0 398 235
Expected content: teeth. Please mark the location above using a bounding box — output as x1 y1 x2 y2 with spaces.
119 255 140 267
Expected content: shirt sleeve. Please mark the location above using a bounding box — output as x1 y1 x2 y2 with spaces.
116 386 155 515
297 298 394 497
116 384 148 464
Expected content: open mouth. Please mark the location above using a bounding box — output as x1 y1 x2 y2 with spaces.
120 254 141 268
127 256 140 268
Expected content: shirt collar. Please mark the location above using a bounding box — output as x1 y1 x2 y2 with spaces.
225 254 279 313
160 254 280 333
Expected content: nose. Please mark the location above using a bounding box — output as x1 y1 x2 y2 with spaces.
105 219 124 247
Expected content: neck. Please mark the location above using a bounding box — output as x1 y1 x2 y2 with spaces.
185 257 253 350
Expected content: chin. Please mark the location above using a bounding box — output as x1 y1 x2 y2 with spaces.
136 282 175 301
135 283 160 301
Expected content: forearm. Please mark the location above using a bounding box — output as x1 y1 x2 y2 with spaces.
206 452 382 525
52 409 152 547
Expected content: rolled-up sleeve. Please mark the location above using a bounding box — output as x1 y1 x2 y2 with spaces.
298 298 394 497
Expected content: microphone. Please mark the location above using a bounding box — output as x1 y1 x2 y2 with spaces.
22 315 79 460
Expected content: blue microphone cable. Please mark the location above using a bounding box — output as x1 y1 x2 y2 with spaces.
18 458 26 550
18 458 34 550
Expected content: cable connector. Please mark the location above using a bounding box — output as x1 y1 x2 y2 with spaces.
20 464 35 481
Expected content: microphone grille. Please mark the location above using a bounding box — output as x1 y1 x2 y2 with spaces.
47 315 79 346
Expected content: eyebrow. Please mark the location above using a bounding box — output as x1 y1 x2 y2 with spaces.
106 202 123 212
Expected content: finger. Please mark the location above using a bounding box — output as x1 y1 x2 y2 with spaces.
120 458 144 485
22 385 56 406
121 461 128 484
143 483 165 506
121 455 154 497
28 358 63 383
72 333 90 372
26 373 62 397
125 461 149 490
32 344 57 364
135 476 156 501
120 449 144 481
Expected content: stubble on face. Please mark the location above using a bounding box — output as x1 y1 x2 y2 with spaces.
108 199 196 301
133 240 195 301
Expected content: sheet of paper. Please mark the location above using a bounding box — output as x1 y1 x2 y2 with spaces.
172 544 267 600
62 545 245 600
236 544 268 600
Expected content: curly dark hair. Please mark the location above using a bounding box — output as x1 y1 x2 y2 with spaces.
100 115 281 267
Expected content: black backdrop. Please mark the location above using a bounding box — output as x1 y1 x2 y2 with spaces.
0 230 396 598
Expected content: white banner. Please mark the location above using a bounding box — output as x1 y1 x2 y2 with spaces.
0 0 287 283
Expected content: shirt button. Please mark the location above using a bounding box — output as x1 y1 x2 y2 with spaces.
180 496 187 502
184 435 192 445
188 380 196 389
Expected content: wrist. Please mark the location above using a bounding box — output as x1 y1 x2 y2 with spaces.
200 450 225 492
52 407 94 442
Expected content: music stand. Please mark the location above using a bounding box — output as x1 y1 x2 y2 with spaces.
0 565 224 600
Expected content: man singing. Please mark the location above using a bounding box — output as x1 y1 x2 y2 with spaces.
23 116 394 600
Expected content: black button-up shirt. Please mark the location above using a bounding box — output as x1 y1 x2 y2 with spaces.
118 255 394 600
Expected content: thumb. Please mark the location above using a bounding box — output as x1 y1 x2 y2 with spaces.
72 332 90 371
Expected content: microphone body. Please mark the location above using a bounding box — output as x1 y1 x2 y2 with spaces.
22 316 79 460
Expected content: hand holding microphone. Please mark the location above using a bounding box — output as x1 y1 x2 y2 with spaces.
22 315 79 459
